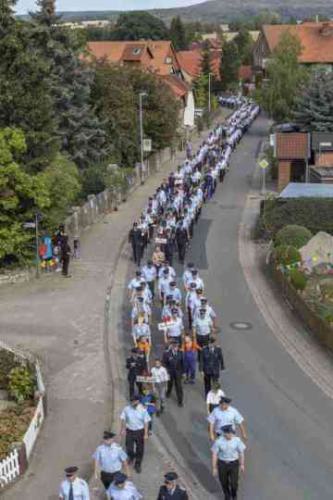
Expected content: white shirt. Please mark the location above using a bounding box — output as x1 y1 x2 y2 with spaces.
208 406 244 434
206 389 225 406
141 265 156 283
211 436 246 462
151 366 169 383
107 481 142 499
166 317 184 338
59 477 90 499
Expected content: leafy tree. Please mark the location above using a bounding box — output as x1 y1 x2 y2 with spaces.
0 128 50 264
31 0 107 169
0 1 58 171
92 62 139 167
255 32 308 122
40 154 81 229
110 12 169 41
234 27 253 65
293 70 333 131
91 63 180 167
220 40 241 91
170 16 187 50
194 74 209 108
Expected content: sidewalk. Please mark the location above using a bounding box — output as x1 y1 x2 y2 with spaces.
0 114 226 500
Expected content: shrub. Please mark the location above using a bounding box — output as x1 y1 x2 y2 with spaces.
0 350 20 390
274 225 312 249
259 198 333 237
8 365 35 403
0 403 36 460
289 269 308 291
274 245 301 266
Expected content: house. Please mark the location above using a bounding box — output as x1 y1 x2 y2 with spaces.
86 40 195 129
274 132 310 191
86 41 155 68
253 22 333 73
310 132 333 184
273 130 333 190
177 48 221 85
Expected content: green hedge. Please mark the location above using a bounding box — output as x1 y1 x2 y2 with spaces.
260 198 333 238
274 245 301 266
274 225 312 249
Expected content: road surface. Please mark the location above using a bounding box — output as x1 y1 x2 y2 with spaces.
122 116 333 499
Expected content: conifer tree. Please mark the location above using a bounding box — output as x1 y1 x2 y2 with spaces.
170 16 187 50
0 0 58 171
31 0 107 169
293 70 333 131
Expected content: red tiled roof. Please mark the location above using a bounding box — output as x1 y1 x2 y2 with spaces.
148 40 181 76
276 133 309 160
177 49 220 80
162 75 190 99
262 22 333 63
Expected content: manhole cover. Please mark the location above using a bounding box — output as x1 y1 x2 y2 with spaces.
230 322 253 330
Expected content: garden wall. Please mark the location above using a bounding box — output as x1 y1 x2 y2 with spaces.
0 342 46 490
269 265 333 351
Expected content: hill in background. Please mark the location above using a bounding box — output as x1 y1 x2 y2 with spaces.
23 0 333 23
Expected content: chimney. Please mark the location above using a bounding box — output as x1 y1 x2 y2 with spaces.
320 22 333 37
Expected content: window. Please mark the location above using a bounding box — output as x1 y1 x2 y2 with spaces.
132 48 142 55
165 57 172 64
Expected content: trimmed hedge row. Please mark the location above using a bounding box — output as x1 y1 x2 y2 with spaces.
259 198 333 239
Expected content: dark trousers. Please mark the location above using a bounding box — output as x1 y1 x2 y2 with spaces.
166 373 183 404
100 471 116 490
147 280 155 298
218 459 239 500
132 244 142 266
62 257 70 276
177 242 186 263
126 429 145 466
128 378 142 399
204 373 219 396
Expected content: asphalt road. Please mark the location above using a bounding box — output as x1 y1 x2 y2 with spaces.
124 116 333 500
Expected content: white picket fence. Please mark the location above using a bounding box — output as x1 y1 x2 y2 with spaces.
23 397 44 460
0 343 46 489
0 449 20 488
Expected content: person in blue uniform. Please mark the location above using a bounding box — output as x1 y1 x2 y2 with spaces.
93 431 129 491
107 472 142 499
58 466 90 499
157 472 188 499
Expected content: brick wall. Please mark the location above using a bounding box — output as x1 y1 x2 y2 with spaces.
316 152 333 167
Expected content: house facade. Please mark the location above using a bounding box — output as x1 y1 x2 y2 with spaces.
253 22 333 73
86 40 195 129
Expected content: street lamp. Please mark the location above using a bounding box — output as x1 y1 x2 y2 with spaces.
208 73 212 114
139 92 148 184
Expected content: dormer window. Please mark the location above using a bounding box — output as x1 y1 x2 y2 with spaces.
165 56 172 64
133 48 142 55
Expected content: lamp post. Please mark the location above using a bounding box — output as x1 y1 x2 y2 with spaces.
208 73 212 114
139 92 147 184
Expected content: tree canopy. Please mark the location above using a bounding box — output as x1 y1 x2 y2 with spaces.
293 70 333 131
170 16 187 50
255 32 308 122
220 40 241 91
110 12 169 41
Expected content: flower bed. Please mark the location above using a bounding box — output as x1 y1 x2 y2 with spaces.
0 343 46 489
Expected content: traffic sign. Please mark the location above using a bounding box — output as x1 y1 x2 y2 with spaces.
143 139 152 152
259 158 269 170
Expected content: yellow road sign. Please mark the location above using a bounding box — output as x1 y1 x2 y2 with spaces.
259 158 269 169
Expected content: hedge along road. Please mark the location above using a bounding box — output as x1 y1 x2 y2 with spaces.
121 115 333 499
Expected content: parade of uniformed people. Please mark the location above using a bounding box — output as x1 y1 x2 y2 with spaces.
54 96 260 499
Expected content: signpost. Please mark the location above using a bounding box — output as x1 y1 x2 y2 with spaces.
258 158 269 195
23 213 42 278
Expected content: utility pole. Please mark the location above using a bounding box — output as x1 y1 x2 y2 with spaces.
208 73 212 113
139 92 147 184
35 212 40 278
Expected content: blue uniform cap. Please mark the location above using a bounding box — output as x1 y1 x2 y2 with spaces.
113 472 127 485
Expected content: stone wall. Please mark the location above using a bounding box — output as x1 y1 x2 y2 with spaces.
270 265 333 351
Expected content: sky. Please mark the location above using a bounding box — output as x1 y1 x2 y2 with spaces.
16 0 205 15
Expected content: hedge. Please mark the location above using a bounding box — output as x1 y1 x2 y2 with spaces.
274 224 312 249
259 198 333 238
